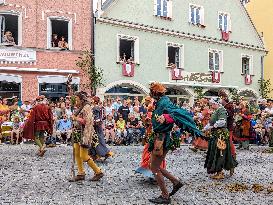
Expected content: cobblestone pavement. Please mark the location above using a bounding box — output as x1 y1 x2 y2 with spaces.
0 144 273 205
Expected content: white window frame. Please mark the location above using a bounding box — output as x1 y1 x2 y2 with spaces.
241 54 254 75
116 34 140 64
208 49 223 72
0 10 23 46
189 4 204 25
154 0 173 19
218 12 231 32
47 16 73 50
166 42 184 69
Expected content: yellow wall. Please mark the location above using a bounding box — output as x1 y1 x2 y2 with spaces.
247 0 273 97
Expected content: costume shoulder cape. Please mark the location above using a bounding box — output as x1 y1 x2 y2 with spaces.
152 96 203 137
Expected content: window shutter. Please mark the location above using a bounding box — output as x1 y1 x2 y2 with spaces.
228 14 232 32
116 35 120 62
249 56 254 75
134 37 140 64
154 0 158 15
167 0 172 18
189 6 193 23
200 6 205 25
219 51 224 72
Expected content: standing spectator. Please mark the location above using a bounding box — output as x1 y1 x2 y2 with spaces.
105 98 114 117
10 116 21 145
112 97 122 120
56 114 72 144
118 99 130 122
127 99 134 113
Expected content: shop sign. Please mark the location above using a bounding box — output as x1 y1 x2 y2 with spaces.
0 48 36 62
171 71 217 84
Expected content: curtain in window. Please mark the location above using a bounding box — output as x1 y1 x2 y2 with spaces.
196 8 200 24
223 15 228 32
175 48 180 68
163 0 168 17
218 14 223 30
214 53 220 71
191 7 195 23
0 15 5 43
157 0 162 16
209 52 214 71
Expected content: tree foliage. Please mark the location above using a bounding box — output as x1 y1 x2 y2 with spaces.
229 88 240 103
258 78 273 99
193 87 204 100
76 50 104 95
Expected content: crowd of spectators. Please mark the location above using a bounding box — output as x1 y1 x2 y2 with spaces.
1 95 273 149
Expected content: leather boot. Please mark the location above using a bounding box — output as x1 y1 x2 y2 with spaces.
90 173 104 181
69 175 85 182
211 172 224 180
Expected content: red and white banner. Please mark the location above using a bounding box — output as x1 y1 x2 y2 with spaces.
221 31 230 41
212 71 221 83
171 68 182 80
245 74 252 85
122 63 135 77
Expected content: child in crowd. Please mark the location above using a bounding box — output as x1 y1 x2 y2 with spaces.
10 116 21 145
115 115 127 145
104 114 116 144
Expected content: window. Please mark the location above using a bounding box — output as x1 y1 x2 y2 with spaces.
0 13 20 45
241 54 253 75
47 17 72 50
219 12 231 32
189 4 204 25
154 0 172 18
0 81 21 99
117 34 139 64
39 83 78 101
209 49 223 72
166 42 184 69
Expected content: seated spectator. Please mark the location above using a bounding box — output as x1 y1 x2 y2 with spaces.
2 31 15 45
51 34 59 47
56 114 72 143
10 116 21 145
115 115 127 145
104 114 116 144
126 113 141 145
118 99 130 122
58 36 69 50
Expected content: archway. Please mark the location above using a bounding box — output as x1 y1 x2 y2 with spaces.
238 88 258 99
165 86 193 105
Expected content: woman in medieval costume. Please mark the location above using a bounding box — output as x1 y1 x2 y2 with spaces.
69 92 104 182
89 96 113 161
204 98 238 180
235 101 252 150
218 90 236 158
148 82 202 204
190 98 210 152
135 96 166 179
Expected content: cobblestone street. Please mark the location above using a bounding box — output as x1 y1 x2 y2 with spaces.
0 144 273 205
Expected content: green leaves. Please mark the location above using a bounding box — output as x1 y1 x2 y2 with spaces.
258 78 273 99
193 87 204 100
76 50 104 95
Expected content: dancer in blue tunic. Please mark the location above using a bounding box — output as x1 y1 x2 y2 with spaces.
148 82 203 204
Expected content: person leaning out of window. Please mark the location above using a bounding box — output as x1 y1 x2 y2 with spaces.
58 36 69 50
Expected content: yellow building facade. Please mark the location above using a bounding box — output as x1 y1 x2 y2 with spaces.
246 0 273 97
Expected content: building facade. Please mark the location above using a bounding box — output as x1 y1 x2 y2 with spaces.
95 0 266 104
0 0 93 101
245 0 273 97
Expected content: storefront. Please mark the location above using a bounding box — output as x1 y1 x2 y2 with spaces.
0 73 21 99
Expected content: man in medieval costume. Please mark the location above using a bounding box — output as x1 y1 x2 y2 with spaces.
135 96 166 179
69 91 104 182
148 82 202 204
89 96 113 161
204 98 238 180
23 96 53 157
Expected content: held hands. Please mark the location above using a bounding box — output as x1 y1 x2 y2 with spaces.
156 114 166 124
